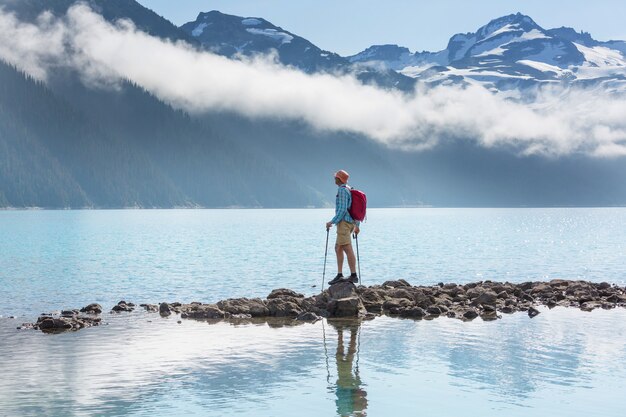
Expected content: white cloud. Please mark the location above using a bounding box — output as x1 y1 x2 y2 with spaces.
1 4 626 157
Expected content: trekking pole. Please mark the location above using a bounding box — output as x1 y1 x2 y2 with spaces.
355 233 361 285
321 227 330 289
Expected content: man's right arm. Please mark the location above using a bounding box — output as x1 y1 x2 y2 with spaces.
329 188 349 225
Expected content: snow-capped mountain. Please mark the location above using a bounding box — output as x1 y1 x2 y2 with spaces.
180 11 346 73
180 11 417 90
350 13 626 93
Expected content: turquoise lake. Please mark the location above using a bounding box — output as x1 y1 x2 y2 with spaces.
1 208 626 416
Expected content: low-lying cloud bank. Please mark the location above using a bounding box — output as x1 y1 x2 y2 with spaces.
1 5 626 157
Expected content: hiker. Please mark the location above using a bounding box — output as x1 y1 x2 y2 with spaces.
326 170 361 284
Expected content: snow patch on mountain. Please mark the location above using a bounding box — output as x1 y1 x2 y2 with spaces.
241 18 262 26
574 43 625 67
191 23 209 37
517 59 568 76
245 28 293 44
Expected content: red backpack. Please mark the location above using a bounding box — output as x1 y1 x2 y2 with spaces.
349 187 367 222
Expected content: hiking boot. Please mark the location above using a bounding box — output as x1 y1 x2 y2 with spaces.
328 273 344 285
348 273 359 284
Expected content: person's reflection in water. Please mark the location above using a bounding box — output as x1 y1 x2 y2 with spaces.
329 320 368 416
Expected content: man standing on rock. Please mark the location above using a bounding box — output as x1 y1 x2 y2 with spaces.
326 170 360 285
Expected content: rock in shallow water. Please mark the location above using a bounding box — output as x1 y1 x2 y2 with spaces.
159 302 172 317
528 307 541 318
80 304 102 314
21 313 102 333
111 301 134 313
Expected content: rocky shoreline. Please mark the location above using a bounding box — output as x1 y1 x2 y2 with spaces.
16 279 626 333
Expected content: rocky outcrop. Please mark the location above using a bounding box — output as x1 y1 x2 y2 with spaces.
18 311 101 332
18 279 626 333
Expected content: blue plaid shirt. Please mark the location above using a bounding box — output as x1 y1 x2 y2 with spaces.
330 185 360 226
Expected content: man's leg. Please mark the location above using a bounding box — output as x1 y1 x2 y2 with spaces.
335 244 344 274
342 244 357 274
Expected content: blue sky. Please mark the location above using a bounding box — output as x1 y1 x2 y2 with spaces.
138 0 626 55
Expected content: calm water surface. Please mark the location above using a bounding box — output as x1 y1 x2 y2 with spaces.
0 309 625 416
1 208 626 317
1 208 626 416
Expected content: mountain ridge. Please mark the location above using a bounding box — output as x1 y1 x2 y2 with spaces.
349 12 626 92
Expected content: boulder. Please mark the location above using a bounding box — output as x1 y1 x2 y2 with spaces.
328 281 358 299
217 298 269 317
358 288 386 313
398 307 426 319
38 317 72 330
33 314 101 333
462 309 479 320
413 292 434 309
426 306 442 315
383 298 413 314
382 279 411 288
267 298 303 317
496 291 509 299
80 304 102 314
549 279 571 288
159 302 172 317
528 307 541 318
327 297 366 318
180 304 225 319
531 283 552 294
111 301 134 313
471 290 498 306
267 289 304 299
300 296 329 317
388 288 414 300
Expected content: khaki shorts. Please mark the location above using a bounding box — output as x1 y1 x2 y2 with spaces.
336 221 355 246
